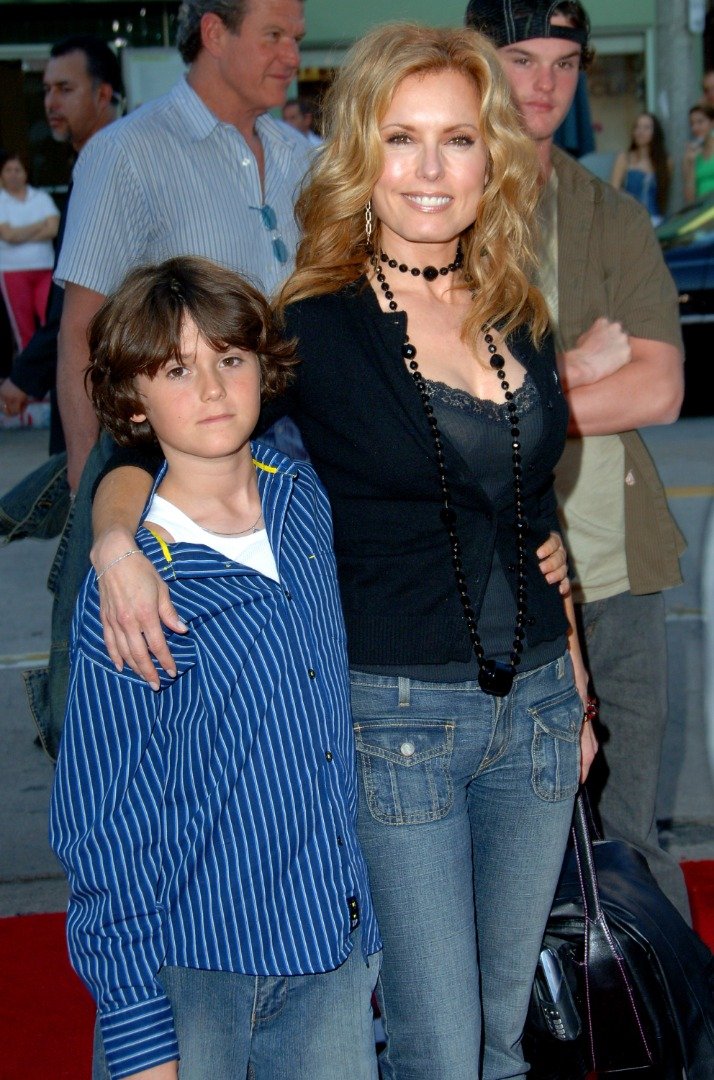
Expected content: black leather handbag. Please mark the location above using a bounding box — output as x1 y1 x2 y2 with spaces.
524 791 714 1078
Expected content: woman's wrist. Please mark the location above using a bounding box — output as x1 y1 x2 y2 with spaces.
90 525 138 572
582 696 598 725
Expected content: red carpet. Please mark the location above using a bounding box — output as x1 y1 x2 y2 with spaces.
0 911 94 1079
1 863 712 1079
681 859 714 952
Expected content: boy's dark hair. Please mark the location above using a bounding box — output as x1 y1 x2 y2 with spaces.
87 256 298 448
690 103 714 120
50 35 125 100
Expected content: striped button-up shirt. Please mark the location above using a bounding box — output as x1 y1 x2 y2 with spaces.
50 444 380 1080
55 76 314 299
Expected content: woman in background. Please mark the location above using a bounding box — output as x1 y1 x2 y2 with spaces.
0 152 59 350
683 103 714 204
610 112 671 226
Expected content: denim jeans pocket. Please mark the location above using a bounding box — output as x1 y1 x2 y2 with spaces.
529 683 582 802
353 718 455 826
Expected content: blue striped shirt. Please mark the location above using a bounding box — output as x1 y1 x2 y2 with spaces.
55 76 314 298
50 443 380 1080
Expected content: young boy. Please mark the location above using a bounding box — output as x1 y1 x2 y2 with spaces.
50 257 381 1080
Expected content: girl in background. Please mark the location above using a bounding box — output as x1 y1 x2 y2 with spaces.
610 112 671 226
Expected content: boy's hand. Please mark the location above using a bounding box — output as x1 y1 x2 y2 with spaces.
536 531 570 596
125 1062 179 1080
93 526 186 687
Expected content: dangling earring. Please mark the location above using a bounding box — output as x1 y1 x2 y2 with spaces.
365 199 373 249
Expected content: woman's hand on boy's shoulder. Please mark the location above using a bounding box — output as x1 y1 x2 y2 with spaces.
92 525 186 689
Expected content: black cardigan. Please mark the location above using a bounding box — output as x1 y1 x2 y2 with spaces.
261 280 570 667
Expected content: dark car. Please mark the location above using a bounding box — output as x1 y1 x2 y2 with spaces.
656 196 714 416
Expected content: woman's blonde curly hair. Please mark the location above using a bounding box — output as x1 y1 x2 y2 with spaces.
278 21 548 349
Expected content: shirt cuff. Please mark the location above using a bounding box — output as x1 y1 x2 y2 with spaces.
99 994 179 1080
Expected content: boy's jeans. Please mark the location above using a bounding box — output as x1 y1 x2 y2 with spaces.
92 930 381 1080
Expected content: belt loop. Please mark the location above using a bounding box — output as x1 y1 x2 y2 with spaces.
556 654 565 680
398 676 411 707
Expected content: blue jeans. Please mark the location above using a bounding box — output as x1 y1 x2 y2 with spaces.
0 450 69 543
350 654 581 1080
579 590 692 922
92 931 381 1080
25 434 116 761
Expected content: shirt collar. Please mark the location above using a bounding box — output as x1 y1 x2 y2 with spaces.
140 443 300 578
171 75 297 152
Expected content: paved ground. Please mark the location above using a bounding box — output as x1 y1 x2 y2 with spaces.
0 420 712 917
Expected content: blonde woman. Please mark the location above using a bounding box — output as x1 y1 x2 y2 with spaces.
90 23 598 1079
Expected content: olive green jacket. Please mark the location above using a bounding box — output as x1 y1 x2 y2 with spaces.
552 146 685 595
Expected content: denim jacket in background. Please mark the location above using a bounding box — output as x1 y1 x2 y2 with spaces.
0 451 70 544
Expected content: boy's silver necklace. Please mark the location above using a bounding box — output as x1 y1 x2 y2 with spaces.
198 510 263 537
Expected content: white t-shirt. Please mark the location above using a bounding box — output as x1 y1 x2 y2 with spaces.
145 494 280 582
0 186 59 272
536 170 630 603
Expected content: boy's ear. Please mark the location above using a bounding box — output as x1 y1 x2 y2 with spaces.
130 411 147 424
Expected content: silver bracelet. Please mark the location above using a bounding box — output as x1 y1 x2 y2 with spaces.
96 548 141 581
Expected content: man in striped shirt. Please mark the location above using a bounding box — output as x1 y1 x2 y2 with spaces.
50 257 381 1080
36 0 311 764
56 0 311 494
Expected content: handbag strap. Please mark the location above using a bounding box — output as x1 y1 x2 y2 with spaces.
570 787 656 1070
571 789 602 919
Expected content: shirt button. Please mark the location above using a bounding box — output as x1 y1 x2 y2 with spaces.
241 157 251 166
400 741 416 758
325 750 333 762
336 835 343 846
284 589 292 600
308 668 316 679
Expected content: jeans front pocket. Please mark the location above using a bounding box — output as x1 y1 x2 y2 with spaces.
353 718 454 826
529 683 582 802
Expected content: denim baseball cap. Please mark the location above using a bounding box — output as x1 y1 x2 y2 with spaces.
465 0 590 49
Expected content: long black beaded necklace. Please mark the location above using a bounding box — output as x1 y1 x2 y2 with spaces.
370 248 528 697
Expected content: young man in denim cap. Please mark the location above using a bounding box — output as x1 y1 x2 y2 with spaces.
466 0 691 919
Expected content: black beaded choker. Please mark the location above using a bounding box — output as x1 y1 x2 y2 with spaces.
371 250 528 697
378 244 463 284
